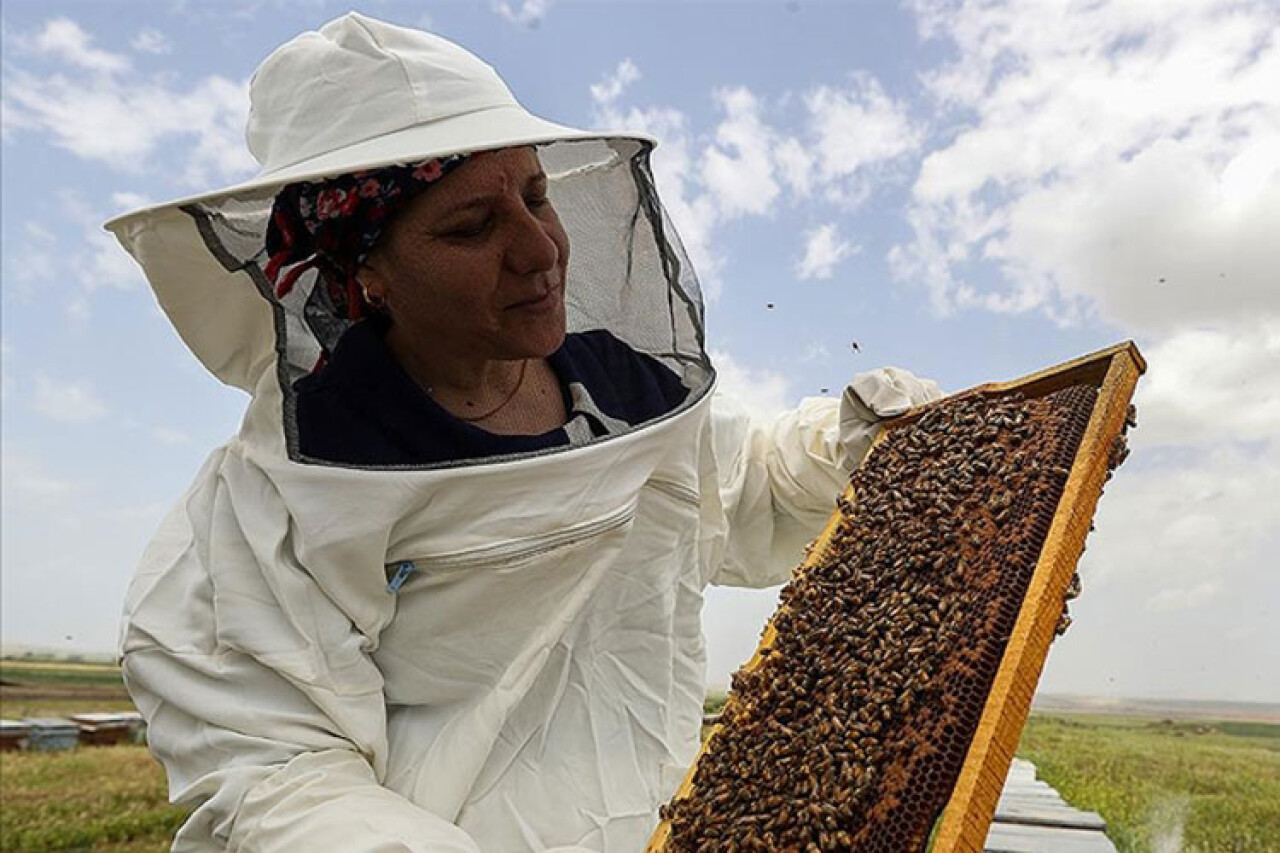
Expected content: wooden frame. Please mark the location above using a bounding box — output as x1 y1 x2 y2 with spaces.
646 341 1146 853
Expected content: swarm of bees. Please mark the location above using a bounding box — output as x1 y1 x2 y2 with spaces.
660 383 1127 853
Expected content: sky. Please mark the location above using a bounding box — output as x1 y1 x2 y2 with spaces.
2 0 1277 704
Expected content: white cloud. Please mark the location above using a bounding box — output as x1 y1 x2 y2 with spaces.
120 417 192 446
29 18 131 74
0 450 82 500
702 585 784 689
130 28 172 55
66 295 92 328
798 341 831 364
774 136 815 196
971 136 1280 332
590 58 640 106
0 91 26 141
1084 441 1279 594
106 502 172 522
32 374 109 423
8 223 58 296
701 87 780 219
179 77 257 186
110 191 153 212
894 0 1280 329
22 222 56 243
495 0 553 27
1 456 172 655
38 193 147 324
59 192 143 294
11 250 57 289
589 61 915 297
150 425 192 446
709 348 791 420
796 222 859 280
4 21 255 185
1042 438 1280 700
1133 324 1280 447
803 74 921 203
1 339 14 400
1147 582 1219 613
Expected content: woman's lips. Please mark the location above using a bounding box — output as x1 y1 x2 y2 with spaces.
507 282 562 312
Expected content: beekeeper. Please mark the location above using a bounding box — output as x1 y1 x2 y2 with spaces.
108 13 941 853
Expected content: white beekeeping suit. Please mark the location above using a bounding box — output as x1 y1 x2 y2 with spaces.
107 13 940 853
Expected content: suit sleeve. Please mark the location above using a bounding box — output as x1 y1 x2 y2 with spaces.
705 392 854 589
120 450 484 853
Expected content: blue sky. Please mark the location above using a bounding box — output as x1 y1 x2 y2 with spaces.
2 0 1278 703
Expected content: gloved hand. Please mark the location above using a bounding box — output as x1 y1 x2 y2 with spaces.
837 366 944 470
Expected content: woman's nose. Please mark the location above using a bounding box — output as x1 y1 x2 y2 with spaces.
503 203 561 275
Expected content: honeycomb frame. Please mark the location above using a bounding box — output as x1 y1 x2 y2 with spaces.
646 341 1146 853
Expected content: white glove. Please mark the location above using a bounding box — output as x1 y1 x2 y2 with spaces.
837 367 944 470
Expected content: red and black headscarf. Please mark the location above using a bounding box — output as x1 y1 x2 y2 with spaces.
264 153 471 319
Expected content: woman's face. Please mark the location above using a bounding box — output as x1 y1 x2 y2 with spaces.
363 147 569 362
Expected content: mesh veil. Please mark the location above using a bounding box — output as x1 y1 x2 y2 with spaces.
180 138 713 467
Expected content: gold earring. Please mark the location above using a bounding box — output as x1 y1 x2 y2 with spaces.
360 284 386 310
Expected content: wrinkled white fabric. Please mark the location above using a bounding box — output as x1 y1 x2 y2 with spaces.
121 365 859 852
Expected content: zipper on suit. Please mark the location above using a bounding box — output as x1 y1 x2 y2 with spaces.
385 561 418 593
385 498 639 592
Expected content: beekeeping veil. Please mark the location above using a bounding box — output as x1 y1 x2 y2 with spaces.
106 12 711 466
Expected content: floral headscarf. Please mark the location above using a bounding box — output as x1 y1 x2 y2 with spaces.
264 153 471 318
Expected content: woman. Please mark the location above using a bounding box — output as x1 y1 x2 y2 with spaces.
278 146 691 465
109 13 940 853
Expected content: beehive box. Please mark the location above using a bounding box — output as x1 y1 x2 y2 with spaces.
23 717 81 752
71 712 145 746
0 719 32 751
648 341 1145 853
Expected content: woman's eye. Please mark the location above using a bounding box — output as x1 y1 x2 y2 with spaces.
445 219 490 239
525 194 550 209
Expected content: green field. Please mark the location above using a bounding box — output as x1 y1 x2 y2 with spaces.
3 660 1277 852
1018 714 1280 853
0 659 135 721
1 658 187 852
0 747 187 853
1 660 129 687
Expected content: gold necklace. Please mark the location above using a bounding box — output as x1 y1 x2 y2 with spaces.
448 359 529 423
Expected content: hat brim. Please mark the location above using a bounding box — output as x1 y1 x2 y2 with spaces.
101 105 658 393
105 104 655 230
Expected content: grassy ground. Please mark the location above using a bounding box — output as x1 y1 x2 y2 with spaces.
1018 714 1280 853
4 660 1277 852
0 747 186 853
1 658 191 852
